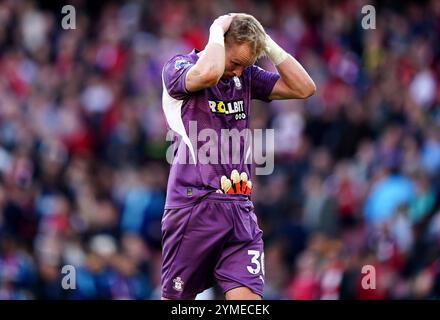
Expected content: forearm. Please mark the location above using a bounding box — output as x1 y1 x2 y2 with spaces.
184 14 233 92
265 35 316 99
275 55 316 98
193 26 225 84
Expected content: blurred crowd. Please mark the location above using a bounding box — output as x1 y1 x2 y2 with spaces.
0 0 439 299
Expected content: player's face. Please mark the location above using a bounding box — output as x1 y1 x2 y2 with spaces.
223 41 256 79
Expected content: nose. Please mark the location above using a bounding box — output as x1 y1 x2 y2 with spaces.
233 67 243 77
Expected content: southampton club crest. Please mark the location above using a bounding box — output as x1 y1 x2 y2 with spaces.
233 76 242 89
173 277 184 292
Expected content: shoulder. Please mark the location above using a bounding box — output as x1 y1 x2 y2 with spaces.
243 64 256 76
243 64 266 79
163 53 196 73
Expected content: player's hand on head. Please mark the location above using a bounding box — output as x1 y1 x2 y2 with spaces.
210 14 235 34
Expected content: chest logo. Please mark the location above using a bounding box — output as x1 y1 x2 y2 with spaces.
208 99 246 120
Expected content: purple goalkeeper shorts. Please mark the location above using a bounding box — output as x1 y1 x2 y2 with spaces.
161 192 265 299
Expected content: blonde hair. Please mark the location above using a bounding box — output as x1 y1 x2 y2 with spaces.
224 13 266 59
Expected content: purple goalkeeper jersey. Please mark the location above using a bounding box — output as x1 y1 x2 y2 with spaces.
162 49 280 209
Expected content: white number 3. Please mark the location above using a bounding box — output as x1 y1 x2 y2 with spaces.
247 250 265 275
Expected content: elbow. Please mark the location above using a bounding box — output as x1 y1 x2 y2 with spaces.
297 80 316 99
203 72 221 87
302 79 317 98
200 67 222 87
283 77 316 99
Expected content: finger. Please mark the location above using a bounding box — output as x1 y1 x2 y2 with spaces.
216 14 232 21
219 14 234 24
245 180 252 195
222 178 234 194
220 175 227 189
231 169 241 193
240 172 248 194
226 179 235 194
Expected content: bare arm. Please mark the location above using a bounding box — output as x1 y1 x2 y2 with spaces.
185 15 233 92
264 35 316 100
269 56 316 100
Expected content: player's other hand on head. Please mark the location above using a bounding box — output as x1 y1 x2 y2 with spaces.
210 14 235 34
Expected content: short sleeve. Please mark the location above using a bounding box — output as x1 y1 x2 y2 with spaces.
162 55 195 100
249 65 280 102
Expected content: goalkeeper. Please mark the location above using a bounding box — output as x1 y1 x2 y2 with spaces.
161 13 315 300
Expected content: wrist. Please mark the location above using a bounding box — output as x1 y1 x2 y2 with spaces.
265 34 288 66
208 25 224 47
